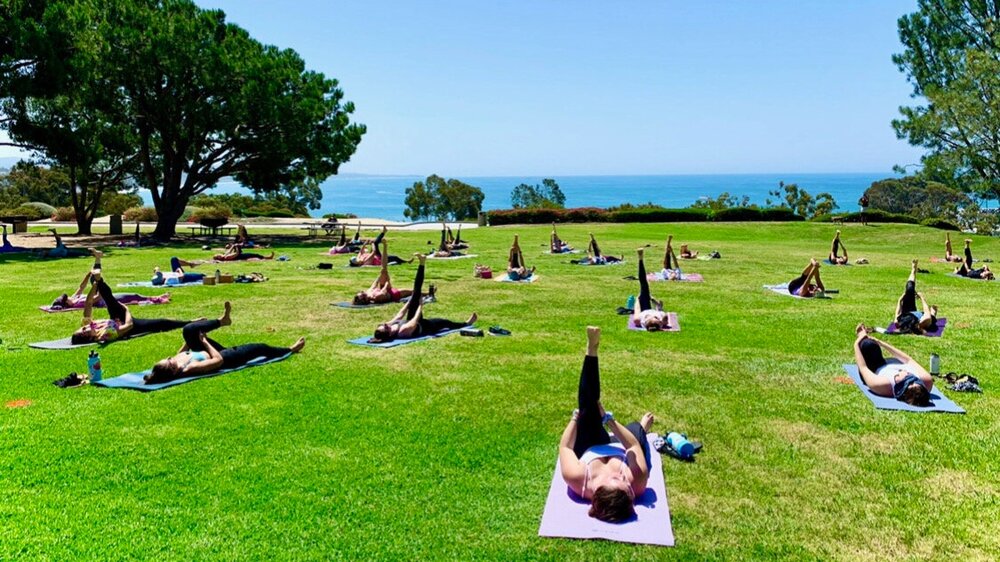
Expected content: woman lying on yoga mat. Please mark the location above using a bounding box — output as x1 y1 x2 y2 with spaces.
550 222 573 253
353 242 435 305
213 244 274 262
632 248 670 331
893 260 940 335
328 224 364 255
661 235 682 280
854 324 933 407
577 233 623 265
432 225 465 257
679 243 698 259
507 235 536 280
39 229 89 258
151 257 205 286
559 326 653 523
350 227 411 267
952 238 994 279
371 254 476 342
52 251 169 309
71 266 189 345
145 302 306 383
944 233 966 263
828 230 848 265
788 258 826 297
446 224 468 250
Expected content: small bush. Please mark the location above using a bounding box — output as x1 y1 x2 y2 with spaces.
261 209 295 218
920 217 961 231
759 207 804 221
188 205 232 222
0 204 47 220
51 206 76 221
609 207 712 222
181 206 198 222
123 206 158 222
712 207 765 221
836 210 919 224
24 201 56 216
323 212 358 219
488 207 608 225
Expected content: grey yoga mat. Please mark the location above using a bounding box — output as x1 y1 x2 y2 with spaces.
347 326 468 348
841 364 964 414
29 331 154 350
94 353 293 391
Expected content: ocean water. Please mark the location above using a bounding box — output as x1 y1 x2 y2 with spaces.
190 172 891 220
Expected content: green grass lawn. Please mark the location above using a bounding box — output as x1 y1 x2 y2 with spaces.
1 222 998 560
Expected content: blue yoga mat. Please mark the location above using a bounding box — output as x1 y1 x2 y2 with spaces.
823 259 851 266
94 353 293 391
347 327 467 348
841 364 965 414
119 280 203 288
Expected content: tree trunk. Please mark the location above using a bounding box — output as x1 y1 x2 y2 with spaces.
74 207 94 235
151 193 188 240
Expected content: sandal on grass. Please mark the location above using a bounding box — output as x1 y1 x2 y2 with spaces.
53 372 87 388
488 326 511 336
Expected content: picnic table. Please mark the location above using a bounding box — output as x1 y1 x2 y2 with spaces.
0 215 29 234
302 221 341 237
187 225 236 237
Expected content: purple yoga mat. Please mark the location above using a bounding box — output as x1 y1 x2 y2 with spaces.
885 317 948 337
646 272 703 283
538 433 675 547
627 312 680 332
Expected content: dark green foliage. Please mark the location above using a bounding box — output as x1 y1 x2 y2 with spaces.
510 178 566 209
0 203 47 220
893 1 1000 199
404 175 484 221
99 191 142 216
122 206 158 222
322 212 358 219
690 192 751 211
816 210 920 224
609 207 712 222
766 181 838 218
487 205 795 225
0 161 72 208
920 217 961 230
863 176 970 221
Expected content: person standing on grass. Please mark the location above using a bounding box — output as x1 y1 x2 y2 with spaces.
558 326 654 523
858 193 869 226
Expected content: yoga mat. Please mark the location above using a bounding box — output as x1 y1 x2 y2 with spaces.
947 273 992 281
885 317 948 337
627 312 680 332
574 259 625 266
496 274 539 283
39 297 168 313
427 254 478 260
841 364 964 414
547 249 579 254
29 331 154 350
330 295 432 309
538 433 674 547
646 272 704 283
119 280 203 288
94 353 292 391
763 283 832 299
347 326 468 348
823 259 851 266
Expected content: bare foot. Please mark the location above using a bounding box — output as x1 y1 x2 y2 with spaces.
290 337 306 353
219 301 232 326
467 312 478 325
855 323 869 336
637 247 644 258
810 257 818 266
912 259 918 267
266 252 276 259
640 412 655 432
90 248 102 259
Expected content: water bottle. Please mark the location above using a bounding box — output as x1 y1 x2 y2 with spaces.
929 353 941 376
215 269 222 283
625 295 636 310
666 432 694 458
88 350 102 382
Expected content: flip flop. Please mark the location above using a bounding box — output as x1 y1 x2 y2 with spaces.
488 326 511 336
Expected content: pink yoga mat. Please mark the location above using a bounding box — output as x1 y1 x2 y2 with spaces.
627 312 680 332
646 273 703 283
538 433 675 547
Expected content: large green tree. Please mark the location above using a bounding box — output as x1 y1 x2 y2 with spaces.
108 0 364 239
893 0 1000 199
404 174 484 221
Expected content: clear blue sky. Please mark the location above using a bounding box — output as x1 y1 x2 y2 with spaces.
4 0 927 177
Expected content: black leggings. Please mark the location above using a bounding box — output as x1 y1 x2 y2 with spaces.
965 246 973 269
859 338 887 372
372 230 386 258
405 263 465 336
588 238 602 258
664 248 675 270
439 228 448 252
180 319 289 369
237 252 266 260
900 280 917 315
831 238 841 258
509 248 522 269
96 279 127 323
637 258 652 311
788 273 807 295
572 355 651 467
96 279 186 335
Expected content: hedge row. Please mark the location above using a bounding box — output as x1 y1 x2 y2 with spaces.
812 210 920 225
487 206 803 225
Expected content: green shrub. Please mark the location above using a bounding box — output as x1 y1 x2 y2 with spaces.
488 207 607 225
323 212 358 219
712 207 765 221
920 217 961 231
836 210 919 224
609 207 711 222
24 201 56 216
123 206 158 222
180 206 198 222
261 209 295 218
759 207 804 221
0 204 47 220
188 205 232 222
51 206 76 221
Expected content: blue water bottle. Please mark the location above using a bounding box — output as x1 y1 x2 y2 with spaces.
88 350 102 382
625 295 636 310
666 432 694 458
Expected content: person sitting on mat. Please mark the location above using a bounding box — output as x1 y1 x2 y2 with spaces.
52 252 169 309
353 242 435 305
788 258 826 297
145 302 306 383
661 235 682 280
679 243 698 259
853 324 933 407
577 233 623 265
893 260 940 335
370 253 476 343
432 225 465 258
632 248 670 331
152 257 206 286
828 230 849 265
350 227 412 267
506 235 536 280
944 233 966 263
234 224 257 248
71 262 189 345
559 326 653 523
213 244 274 262
550 222 573 253
39 229 89 258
